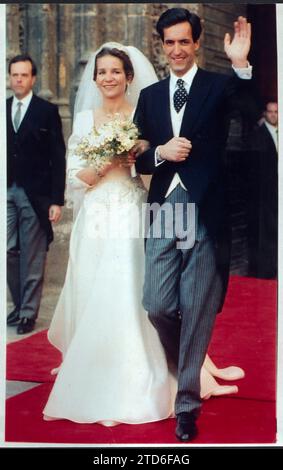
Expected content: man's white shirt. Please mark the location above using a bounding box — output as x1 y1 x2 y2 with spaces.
11 91 33 131
164 64 198 197
154 63 252 198
264 120 278 152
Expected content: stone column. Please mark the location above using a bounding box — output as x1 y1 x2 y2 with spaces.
37 3 55 101
70 3 101 117
6 4 21 96
55 3 75 138
6 4 20 59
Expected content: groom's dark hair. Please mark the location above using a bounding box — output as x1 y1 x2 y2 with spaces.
156 8 202 43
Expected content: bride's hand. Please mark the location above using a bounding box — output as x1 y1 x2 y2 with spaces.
97 161 113 176
117 151 136 168
76 167 101 186
118 140 150 168
77 163 112 184
132 139 150 157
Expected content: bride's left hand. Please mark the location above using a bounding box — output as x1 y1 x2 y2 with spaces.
132 139 150 157
119 140 150 167
117 152 134 168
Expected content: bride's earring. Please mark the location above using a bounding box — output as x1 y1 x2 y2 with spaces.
127 84 131 96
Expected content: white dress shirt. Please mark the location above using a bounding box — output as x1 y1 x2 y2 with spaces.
155 63 253 198
164 64 198 197
264 120 278 152
12 91 33 131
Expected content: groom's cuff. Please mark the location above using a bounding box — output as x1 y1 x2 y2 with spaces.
232 62 252 79
155 146 165 167
131 165 137 178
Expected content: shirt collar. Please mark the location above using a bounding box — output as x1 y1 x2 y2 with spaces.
264 120 278 134
170 63 198 90
13 90 33 107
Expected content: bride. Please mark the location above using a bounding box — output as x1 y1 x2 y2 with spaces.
43 43 244 425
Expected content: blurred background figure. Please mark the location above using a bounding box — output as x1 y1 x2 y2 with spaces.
246 101 278 279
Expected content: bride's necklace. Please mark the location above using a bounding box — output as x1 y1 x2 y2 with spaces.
103 110 126 120
106 112 122 120
94 106 132 129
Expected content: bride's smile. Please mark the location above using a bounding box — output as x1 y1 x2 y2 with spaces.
95 55 130 101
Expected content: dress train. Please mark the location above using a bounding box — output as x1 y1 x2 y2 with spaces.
203 354 245 381
48 353 245 407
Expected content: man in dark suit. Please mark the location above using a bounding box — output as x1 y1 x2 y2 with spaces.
247 101 278 279
134 8 254 441
7 54 66 335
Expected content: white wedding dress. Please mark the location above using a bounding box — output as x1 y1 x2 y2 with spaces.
43 110 174 424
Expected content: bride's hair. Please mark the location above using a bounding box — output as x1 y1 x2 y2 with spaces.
73 42 158 119
93 47 135 82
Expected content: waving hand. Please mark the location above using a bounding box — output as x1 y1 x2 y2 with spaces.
224 16 251 68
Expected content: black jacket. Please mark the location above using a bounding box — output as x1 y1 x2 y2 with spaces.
135 68 256 238
7 94 66 245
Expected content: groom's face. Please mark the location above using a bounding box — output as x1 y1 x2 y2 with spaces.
162 21 200 77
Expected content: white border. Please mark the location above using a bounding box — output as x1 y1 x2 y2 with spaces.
1 2 282 449
0 3 6 448
276 2 283 445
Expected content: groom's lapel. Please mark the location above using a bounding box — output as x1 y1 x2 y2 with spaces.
180 68 213 138
156 77 174 140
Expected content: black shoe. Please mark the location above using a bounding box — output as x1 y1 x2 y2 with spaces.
7 308 20 326
17 318 35 335
175 412 198 442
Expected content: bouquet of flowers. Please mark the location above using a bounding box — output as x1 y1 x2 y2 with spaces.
74 115 139 173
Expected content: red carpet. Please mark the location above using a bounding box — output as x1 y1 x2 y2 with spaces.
5 383 276 444
208 276 277 402
6 330 60 383
6 275 277 444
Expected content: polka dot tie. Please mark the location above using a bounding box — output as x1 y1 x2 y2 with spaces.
173 79 187 113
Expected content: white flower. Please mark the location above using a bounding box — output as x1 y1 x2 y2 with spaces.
74 118 139 171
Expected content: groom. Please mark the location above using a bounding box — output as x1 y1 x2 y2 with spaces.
134 8 254 441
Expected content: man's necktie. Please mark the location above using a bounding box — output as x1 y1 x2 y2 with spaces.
173 79 187 113
13 101 22 132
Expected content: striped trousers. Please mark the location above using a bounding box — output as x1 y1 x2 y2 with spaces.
7 184 47 320
143 185 223 415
